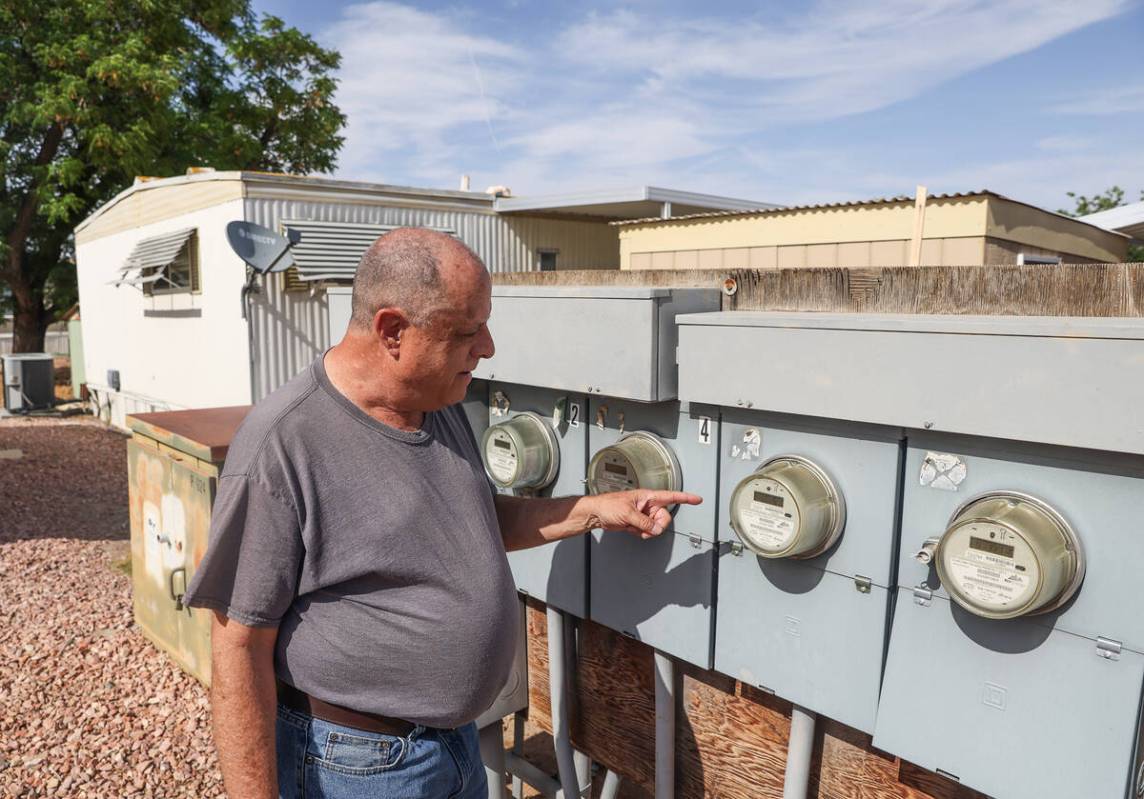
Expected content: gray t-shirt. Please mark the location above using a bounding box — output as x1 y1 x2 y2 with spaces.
184 355 519 728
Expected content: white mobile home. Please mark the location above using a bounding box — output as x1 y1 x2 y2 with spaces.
75 172 761 427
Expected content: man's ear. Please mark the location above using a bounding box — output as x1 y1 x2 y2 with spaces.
373 308 409 359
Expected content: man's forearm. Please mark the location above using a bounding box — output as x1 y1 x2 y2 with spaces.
495 493 600 551
210 617 279 799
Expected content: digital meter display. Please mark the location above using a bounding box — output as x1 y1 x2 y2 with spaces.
494 439 512 450
605 463 628 476
753 491 784 508
969 536 1014 558
480 412 560 491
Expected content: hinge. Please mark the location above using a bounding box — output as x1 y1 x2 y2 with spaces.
912 585 933 606
854 575 872 594
1096 636 1122 661
688 534 702 549
730 542 744 557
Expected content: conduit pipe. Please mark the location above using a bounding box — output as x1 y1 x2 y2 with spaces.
654 651 675 799
782 704 816 799
547 607 589 799
599 768 622 799
478 722 507 799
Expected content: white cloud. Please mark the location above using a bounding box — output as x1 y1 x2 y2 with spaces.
1051 85 1144 116
321 0 1135 203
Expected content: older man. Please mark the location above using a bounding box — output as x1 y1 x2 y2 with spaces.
184 228 700 799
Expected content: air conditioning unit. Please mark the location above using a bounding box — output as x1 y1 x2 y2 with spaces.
2 353 55 412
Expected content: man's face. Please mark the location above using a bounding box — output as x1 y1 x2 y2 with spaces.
397 265 494 410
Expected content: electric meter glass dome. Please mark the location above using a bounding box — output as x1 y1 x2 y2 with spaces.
480 412 560 491
728 455 845 558
587 431 681 495
935 491 1084 620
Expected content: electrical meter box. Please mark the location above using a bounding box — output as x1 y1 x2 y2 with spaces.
126 406 251 684
484 382 590 617
463 377 490 444
711 410 903 734
586 397 720 668
874 437 1144 799
326 286 353 346
474 286 720 402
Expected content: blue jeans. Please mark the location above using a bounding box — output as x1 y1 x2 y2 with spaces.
275 703 488 799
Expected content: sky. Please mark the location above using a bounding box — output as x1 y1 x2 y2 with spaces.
251 0 1144 211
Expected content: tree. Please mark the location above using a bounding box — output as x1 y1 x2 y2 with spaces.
0 0 346 352
1058 186 1144 262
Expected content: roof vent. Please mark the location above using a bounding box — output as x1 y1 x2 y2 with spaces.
186 166 216 176
486 185 512 198
460 175 471 191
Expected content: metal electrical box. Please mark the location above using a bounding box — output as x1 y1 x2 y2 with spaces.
485 382 590 616
474 286 720 402
711 411 903 734
326 286 353 346
874 438 1144 799
126 406 251 684
2 353 55 412
587 397 720 668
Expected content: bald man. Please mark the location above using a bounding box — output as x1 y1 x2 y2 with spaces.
184 228 700 799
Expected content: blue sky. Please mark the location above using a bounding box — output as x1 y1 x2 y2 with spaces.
252 0 1144 211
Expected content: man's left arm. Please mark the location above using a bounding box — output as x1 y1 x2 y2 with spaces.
495 491 702 552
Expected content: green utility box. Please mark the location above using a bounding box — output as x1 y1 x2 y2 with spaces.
126 406 250 685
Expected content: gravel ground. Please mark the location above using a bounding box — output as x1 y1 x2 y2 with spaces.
0 416 226 798
0 416 591 799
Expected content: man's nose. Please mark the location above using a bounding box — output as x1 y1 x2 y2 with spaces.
474 326 495 360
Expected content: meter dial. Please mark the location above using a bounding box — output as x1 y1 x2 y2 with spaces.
480 412 560 491
587 431 682 495
728 455 845 559
935 491 1084 620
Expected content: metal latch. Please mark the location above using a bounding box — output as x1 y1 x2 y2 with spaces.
729 542 744 557
914 537 940 565
854 575 872 594
688 534 702 549
912 585 933 607
1096 636 1122 661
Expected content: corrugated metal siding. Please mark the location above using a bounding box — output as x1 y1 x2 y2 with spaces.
243 196 618 400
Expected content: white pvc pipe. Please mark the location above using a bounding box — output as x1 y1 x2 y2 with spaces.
478 722 507 799
782 704 816 799
547 607 582 799
654 651 675 799
600 769 622 799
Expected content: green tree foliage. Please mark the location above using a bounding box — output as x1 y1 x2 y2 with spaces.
1058 186 1144 262
0 0 345 351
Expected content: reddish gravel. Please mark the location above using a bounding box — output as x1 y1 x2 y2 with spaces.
0 417 224 798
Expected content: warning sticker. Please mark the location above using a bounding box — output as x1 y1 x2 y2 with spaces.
948 549 1031 609
740 501 795 550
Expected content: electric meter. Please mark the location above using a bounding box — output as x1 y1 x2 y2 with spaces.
728 455 845 558
928 491 1084 620
587 431 681 495
480 412 560 491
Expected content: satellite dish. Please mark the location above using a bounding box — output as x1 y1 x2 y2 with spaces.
226 221 299 274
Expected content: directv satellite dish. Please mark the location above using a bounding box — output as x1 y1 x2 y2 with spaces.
226 221 299 274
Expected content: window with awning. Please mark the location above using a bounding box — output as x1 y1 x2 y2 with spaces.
280 220 456 284
111 228 199 294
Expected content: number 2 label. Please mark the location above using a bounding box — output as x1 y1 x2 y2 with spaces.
568 402 581 428
697 416 712 445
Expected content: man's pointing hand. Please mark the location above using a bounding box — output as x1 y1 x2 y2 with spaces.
586 490 703 539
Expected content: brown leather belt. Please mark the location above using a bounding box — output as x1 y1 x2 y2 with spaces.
277 681 416 737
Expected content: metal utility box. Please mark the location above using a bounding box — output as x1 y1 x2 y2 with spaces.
711 410 903 733
2 353 55 412
484 382 590 617
475 286 720 402
463 377 490 443
327 286 353 346
126 406 250 684
874 438 1144 799
587 397 720 668
676 312 1144 456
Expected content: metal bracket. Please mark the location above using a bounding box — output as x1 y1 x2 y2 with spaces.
729 541 744 557
912 585 933 607
1096 636 1123 661
854 575 872 594
688 534 702 549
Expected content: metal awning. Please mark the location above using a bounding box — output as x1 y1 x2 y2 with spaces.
111 227 196 287
281 220 455 282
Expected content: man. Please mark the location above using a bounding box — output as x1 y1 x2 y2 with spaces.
184 228 701 799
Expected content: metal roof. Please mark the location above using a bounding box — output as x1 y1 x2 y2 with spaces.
493 186 774 220
1080 200 1144 240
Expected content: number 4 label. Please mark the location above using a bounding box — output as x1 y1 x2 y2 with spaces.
697 416 712 445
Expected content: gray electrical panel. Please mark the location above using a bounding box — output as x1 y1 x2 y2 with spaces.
874 438 1144 799
711 410 903 734
476 286 720 402
485 382 590 617
586 397 720 668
